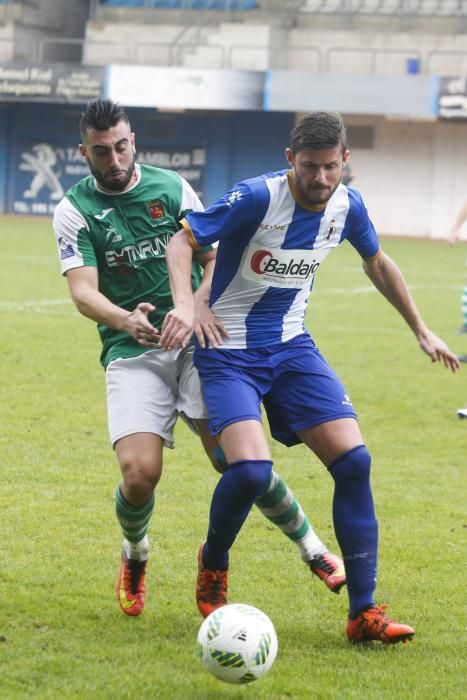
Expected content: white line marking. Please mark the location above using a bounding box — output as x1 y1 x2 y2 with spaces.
0 299 75 313
0 283 459 315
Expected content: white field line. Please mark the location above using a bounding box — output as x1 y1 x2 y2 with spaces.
338 265 464 280
0 299 76 313
316 284 460 294
0 283 460 314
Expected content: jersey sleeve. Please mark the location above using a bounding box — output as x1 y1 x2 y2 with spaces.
179 176 204 217
183 181 256 247
344 188 380 259
52 197 97 274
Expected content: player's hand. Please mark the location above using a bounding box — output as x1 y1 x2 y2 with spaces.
417 329 460 372
123 302 160 347
448 229 460 246
194 300 228 348
159 303 194 350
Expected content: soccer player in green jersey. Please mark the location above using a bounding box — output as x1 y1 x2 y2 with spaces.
53 97 346 617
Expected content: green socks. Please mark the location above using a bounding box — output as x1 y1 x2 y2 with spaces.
255 470 327 561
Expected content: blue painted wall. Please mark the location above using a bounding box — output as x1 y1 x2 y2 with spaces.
0 102 294 214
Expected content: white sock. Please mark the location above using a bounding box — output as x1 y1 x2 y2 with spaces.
124 535 149 561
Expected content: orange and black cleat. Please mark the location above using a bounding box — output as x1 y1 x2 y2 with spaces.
347 604 415 644
196 542 228 619
308 552 347 594
116 551 147 616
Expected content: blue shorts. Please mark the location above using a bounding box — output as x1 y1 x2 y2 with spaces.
193 333 357 447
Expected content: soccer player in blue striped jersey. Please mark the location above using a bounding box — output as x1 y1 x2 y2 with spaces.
53 98 346 619
162 111 459 644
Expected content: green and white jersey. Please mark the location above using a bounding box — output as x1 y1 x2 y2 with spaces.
53 163 210 367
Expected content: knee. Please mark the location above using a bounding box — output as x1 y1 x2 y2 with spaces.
118 452 161 498
231 459 273 499
329 445 371 483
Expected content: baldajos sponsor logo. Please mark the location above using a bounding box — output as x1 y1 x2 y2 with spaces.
250 249 320 278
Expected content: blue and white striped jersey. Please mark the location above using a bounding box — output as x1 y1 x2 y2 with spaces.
184 169 380 349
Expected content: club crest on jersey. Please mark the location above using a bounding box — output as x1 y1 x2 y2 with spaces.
324 219 337 240
147 199 165 219
242 243 329 289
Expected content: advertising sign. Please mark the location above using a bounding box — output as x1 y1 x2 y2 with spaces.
136 146 206 199
438 76 467 120
0 64 104 103
106 65 264 110
10 142 206 216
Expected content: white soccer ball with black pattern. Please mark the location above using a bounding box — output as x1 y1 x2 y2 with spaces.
197 603 278 685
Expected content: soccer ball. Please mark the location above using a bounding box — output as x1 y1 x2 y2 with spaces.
197 603 278 685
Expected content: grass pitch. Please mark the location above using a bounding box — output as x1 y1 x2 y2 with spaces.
0 217 466 699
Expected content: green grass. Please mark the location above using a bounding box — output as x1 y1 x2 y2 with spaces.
1 218 466 699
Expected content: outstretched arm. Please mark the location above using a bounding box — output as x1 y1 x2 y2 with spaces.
448 198 467 245
66 266 160 347
362 250 460 372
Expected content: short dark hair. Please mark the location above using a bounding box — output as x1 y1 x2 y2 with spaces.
79 97 130 140
289 111 348 153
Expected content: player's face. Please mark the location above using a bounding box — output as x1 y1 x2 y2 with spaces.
285 146 349 206
79 121 136 193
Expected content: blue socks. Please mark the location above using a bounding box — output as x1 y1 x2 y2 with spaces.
203 459 273 570
204 446 377 618
329 445 378 618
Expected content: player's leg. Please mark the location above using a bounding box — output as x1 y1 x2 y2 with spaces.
194 422 345 593
268 336 413 643
180 341 345 592
190 348 276 617
196 419 272 618
298 418 377 612
255 469 346 593
107 350 180 616
298 418 414 644
114 432 162 616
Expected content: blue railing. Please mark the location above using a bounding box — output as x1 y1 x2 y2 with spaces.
102 1 257 8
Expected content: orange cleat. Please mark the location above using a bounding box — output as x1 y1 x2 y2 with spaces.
347 605 415 644
308 552 347 594
196 542 228 619
116 551 147 616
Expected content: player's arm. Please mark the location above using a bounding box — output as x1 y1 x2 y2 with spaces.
363 250 459 372
193 252 227 348
66 266 160 347
159 228 198 350
448 198 467 245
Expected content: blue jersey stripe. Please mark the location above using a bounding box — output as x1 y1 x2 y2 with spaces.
186 171 380 349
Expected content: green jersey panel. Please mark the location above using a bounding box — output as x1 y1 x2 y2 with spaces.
53 164 211 367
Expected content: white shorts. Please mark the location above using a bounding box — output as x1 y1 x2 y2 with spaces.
105 345 208 448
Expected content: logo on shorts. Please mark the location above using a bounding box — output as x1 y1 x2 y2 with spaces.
341 393 353 407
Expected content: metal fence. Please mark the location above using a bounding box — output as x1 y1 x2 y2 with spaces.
24 34 467 74
2 0 467 66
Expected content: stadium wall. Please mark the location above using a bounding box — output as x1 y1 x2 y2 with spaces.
0 101 292 217
2 99 467 239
